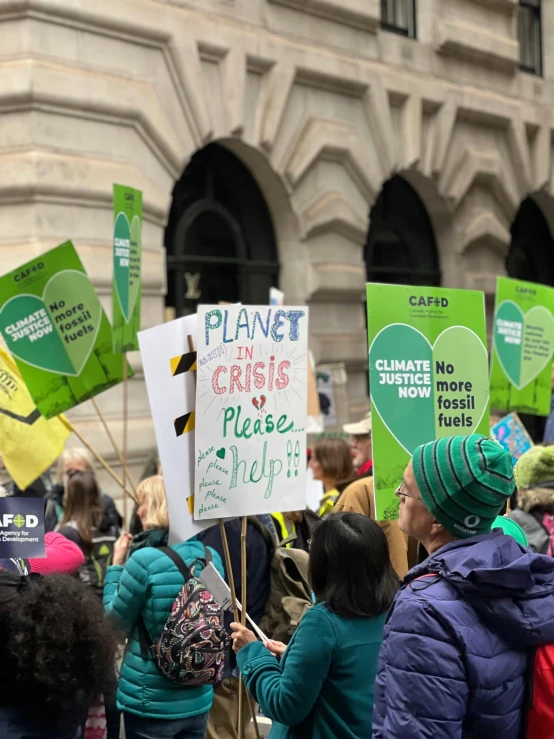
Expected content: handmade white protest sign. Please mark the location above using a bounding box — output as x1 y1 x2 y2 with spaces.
194 305 309 520
138 314 214 543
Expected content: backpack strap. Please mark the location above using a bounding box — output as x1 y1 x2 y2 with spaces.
158 546 192 580
280 533 297 548
159 545 213 577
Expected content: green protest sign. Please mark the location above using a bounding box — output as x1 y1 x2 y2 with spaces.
367 284 490 520
0 241 131 419
490 276 554 417
112 184 143 353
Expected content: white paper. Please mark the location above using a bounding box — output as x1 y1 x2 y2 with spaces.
269 287 284 306
194 305 309 520
199 562 268 643
305 467 324 513
138 314 214 543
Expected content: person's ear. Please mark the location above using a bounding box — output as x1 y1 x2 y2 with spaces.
430 519 446 537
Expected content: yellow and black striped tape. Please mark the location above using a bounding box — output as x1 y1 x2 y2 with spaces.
170 352 197 376
174 411 195 437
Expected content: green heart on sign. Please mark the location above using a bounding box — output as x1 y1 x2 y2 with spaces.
369 324 489 455
114 212 131 321
114 213 141 323
0 270 102 376
494 300 554 390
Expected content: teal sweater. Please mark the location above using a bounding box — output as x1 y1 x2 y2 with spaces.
103 540 224 719
237 603 385 738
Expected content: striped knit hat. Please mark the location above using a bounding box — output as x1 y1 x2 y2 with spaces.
412 434 515 539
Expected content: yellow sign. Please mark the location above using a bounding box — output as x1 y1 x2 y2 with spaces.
0 348 70 489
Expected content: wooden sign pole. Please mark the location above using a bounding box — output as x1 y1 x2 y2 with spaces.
91 397 137 496
61 418 138 504
123 355 129 528
187 334 258 738
238 514 249 739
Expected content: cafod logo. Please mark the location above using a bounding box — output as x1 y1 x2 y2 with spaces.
0 513 39 528
14 262 45 283
409 296 449 308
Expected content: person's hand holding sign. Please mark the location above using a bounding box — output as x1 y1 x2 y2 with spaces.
113 532 133 566
265 639 287 657
230 622 257 653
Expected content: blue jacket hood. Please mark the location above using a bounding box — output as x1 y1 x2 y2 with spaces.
409 530 554 648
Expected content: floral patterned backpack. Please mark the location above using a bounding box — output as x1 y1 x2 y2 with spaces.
138 546 229 687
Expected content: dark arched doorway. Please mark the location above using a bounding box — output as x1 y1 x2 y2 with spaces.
165 143 280 316
365 175 441 286
507 196 554 285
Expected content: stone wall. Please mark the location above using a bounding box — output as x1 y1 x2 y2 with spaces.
1 0 553 501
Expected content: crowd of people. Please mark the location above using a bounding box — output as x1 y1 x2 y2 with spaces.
1 412 554 738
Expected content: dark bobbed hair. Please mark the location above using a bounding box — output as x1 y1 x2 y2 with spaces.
0 571 117 709
309 512 399 619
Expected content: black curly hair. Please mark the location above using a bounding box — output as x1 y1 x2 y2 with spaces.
0 571 118 710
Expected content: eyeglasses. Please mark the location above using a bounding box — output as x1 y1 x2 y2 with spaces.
395 486 422 501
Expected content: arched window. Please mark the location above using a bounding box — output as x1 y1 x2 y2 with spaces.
165 144 279 317
507 197 554 285
365 175 440 287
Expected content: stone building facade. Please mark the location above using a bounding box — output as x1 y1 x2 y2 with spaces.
1 0 553 498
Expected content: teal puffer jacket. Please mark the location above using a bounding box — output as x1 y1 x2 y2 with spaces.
104 539 224 719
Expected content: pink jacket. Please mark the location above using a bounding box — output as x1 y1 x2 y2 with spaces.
29 531 85 575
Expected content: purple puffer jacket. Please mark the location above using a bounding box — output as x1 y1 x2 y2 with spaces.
373 530 554 739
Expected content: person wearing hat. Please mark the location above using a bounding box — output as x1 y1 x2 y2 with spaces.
343 412 373 476
511 445 554 554
372 434 554 739
333 412 409 577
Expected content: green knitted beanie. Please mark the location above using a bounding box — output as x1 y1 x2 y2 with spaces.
514 445 554 490
412 434 515 539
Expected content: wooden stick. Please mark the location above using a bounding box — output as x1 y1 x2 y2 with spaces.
91 397 137 496
247 693 262 739
217 520 241 731
186 335 251 732
218 517 241 733
240 515 248 624
238 515 248 739
123 355 129 528
219 520 240 622
62 418 138 504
